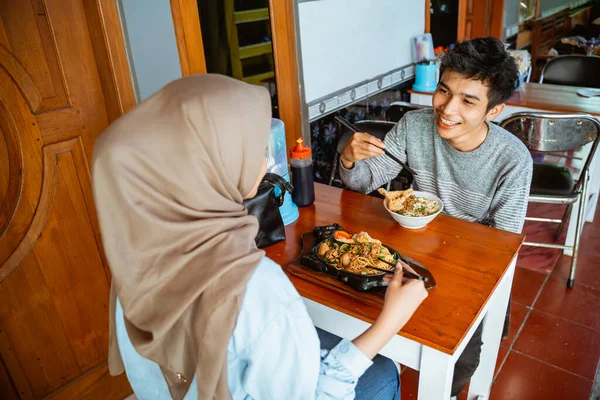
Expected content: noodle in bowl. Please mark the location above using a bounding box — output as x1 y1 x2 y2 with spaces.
383 190 444 229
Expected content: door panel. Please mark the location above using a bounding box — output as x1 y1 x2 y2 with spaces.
0 0 133 398
0 0 68 110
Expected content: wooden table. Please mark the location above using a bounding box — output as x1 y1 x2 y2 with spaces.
409 83 600 117
504 83 600 116
409 83 600 256
265 184 524 399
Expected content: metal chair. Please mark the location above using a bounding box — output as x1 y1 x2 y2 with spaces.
499 112 600 287
386 101 431 123
539 55 600 88
328 102 430 189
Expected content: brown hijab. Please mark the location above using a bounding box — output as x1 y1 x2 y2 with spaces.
92 74 271 399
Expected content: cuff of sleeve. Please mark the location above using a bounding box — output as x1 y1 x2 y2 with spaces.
339 158 354 171
325 339 373 379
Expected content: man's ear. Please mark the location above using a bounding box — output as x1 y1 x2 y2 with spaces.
485 103 505 121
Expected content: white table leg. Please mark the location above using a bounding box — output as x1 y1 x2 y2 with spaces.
467 259 516 399
417 346 453 399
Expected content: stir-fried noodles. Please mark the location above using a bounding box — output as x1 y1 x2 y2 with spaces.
316 231 396 275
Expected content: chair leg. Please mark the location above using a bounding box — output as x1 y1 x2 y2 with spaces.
555 203 573 241
568 171 589 288
329 153 339 186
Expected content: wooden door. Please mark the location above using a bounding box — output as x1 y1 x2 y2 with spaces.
0 0 134 399
458 0 505 41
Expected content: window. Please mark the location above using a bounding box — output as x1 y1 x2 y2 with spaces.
519 0 537 23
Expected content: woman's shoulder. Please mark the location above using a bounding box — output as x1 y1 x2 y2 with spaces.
229 257 305 354
246 257 300 303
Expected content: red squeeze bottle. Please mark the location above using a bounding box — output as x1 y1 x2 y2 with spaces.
289 138 315 207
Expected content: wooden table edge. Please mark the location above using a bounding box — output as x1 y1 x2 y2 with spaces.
284 239 523 355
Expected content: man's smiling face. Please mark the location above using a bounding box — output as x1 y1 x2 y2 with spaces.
431 70 504 151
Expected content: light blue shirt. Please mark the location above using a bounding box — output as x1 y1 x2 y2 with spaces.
115 257 373 399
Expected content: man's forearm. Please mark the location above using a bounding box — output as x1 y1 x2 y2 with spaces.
339 159 375 193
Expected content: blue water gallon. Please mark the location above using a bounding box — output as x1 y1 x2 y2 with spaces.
266 119 299 225
412 63 439 93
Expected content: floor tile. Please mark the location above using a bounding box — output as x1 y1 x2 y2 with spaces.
579 222 600 256
535 275 600 331
526 203 567 220
513 310 600 380
504 303 530 347
511 267 547 307
518 217 563 274
552 253 600 290
490 351 592 400
517 246 561 274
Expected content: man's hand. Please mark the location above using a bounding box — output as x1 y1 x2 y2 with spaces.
340 132 385 169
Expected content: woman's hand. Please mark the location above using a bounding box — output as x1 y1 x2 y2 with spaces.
339 132 385 169
351 260 428 359
378 260 429 334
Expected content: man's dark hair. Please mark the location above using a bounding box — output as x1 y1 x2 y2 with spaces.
440 37 519 110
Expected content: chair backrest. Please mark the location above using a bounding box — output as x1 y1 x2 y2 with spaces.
499 112 600 183
387 101 432 123
335 120 395 153
539 55 600 88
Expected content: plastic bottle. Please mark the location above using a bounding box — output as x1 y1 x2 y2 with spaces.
289 138 315 207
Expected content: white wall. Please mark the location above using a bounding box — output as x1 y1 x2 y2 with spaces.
118 0 182 101
297 0 425 104
504 0 520 38
540 0 589 17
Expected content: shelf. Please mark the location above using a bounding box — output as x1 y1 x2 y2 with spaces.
239 41 273 59
234 8 270 24
243 71 275 85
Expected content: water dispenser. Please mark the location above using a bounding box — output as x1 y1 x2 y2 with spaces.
266 119 299 225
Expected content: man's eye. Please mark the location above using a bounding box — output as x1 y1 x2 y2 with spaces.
464 100 473 105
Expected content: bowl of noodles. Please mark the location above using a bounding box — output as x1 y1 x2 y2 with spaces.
380 188 443 229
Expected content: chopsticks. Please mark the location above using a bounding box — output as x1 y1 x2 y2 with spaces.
368 258 429 282
334 116 417 176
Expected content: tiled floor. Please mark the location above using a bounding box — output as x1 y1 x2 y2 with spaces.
400 200 600 399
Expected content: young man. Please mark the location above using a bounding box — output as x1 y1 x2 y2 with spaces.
339 37 533 396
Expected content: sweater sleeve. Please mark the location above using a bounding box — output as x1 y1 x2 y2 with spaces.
339 118 407 193
487 155 533 234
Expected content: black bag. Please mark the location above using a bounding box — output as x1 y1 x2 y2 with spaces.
243 172 294 248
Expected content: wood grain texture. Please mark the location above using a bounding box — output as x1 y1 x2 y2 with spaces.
1 139 76 281
489 0 505 39
264 184 524 354
529 9 570 81
0 46 42 112
269 0 303 151
0 101 23 240
0 353 20 400
82 0 137 121
507 83 600 116
0 0 68 111
425 0 431 33
0 0 134 398
170 0 207 76
44 363 131 400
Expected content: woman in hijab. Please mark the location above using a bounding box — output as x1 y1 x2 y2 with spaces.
92 74 428 400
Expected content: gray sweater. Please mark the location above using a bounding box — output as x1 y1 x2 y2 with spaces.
340 109 533 234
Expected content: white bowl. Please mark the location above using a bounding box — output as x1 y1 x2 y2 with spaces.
383 190 444 229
